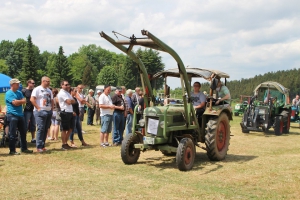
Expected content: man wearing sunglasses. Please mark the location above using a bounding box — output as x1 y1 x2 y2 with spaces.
22 79 36 144
57 80 75 150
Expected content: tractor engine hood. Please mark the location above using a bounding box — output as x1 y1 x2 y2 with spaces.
144 106 185 116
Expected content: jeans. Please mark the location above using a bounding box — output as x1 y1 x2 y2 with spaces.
126 113 133 135
6 113 28 152
24 110 36 132
112 111 125 144
87 108 95 125
70 115 84 141
34 110 52 149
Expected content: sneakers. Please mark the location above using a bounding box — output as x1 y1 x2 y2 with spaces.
21 149 33 153
61 144 71 150
9 151 20 155
100 143 107 147
37 148 47 153
82 131 86 134
31 139 36 143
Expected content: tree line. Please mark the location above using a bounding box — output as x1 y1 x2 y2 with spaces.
0 35 165 90
199 68 300 100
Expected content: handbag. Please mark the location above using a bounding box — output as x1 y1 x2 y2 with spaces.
56 111 61 121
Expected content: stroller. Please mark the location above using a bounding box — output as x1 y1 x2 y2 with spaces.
0 114 21 148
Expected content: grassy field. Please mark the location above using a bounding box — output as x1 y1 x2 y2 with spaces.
0 96 300 199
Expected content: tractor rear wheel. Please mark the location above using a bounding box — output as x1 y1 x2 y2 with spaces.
121 133 141 164
176 138 195 171
274 116 283 136
205 113 230 161
281 111 290 134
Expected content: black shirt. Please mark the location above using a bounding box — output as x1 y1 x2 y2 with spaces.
112 94 124 111
139 97 144 112
72 97 79 116
22 88 34 111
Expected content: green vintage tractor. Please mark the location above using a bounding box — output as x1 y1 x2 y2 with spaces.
233 95 251 116
240 81 291 135
100 30 232 171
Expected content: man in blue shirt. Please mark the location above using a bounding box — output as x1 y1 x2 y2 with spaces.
5 78 33 155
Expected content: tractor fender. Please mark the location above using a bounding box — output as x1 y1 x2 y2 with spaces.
203 107 233 121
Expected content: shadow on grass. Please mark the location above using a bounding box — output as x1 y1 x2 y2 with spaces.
137 152 257 172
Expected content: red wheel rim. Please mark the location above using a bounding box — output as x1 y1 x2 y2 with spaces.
217 121 227 151
184 146 192 165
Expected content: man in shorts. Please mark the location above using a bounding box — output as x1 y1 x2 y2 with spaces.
31 76 53 152
99 85 115 147
57 80 75 150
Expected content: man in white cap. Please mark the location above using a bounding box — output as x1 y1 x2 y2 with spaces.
86 89 96 125
95 90 102 125
5 78 33 155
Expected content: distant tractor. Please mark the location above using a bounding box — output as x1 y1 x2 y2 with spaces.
234 95 251 116
240 81 291 135
100 30 232 171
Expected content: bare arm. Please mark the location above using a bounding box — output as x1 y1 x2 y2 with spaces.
99 104 115 109
12 99 26 106
30 96 40 111
194 101 206 109
65 99 75 105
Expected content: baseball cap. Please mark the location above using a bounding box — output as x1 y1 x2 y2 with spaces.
10 78 21 85
116 86 122 91
89 89 94 93
97 90 101 93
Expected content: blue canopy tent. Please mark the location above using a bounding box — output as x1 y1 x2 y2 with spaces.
0 73 22 93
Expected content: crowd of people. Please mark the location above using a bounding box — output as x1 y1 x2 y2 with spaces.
4 76 145 155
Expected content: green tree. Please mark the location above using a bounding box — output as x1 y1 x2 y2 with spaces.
0 59 9 74
0 40 14 59
97 66 118 86
5 38 27 78
118 56 138 89
136 48 165 89
48 46 70 88
19 35 38 83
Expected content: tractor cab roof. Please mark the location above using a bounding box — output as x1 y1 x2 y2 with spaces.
253 81 290 95
153 67 230 80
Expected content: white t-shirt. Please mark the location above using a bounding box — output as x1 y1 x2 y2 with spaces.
57 89 73 112
31 85 53 111
77 92 85 108
99 93 113 116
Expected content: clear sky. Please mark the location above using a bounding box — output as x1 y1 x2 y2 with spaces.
1 0 299 88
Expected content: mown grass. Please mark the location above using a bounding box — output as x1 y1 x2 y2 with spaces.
0 96 300 199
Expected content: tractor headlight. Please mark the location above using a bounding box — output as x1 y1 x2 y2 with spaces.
139 119 145 127
259 109 266 115
235 105 240 109
160 121 165 128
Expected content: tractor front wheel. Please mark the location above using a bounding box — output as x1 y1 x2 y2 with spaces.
121 133 141 164
274 116 283 136
205 113 231 161
234 112 239 116
176 138 195 171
